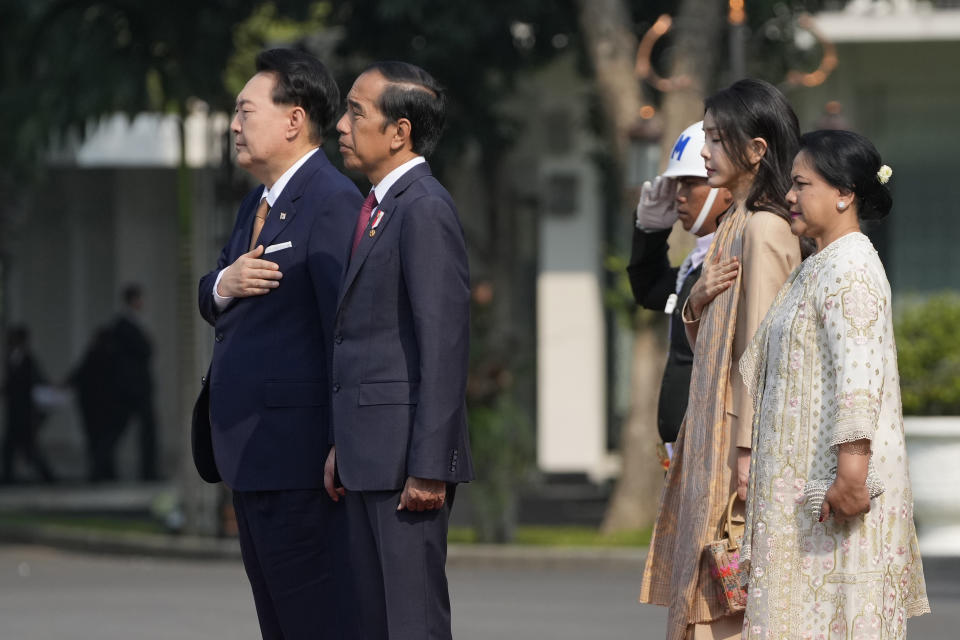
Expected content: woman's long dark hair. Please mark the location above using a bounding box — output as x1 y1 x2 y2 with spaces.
798 130 892 221
704 79 800 223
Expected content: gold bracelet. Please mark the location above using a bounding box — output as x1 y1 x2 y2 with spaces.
681 299 700 323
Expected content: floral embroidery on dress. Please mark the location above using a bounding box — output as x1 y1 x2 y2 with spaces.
739 233 929 640
830 269 881 345
833 388 880 446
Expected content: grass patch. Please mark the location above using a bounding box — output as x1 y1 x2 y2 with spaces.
448 525 650 547
0 512 651 548
0 512 165 535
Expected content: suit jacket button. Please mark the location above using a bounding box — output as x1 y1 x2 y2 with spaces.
335 334 343 344
215 333 224 343
333 383 341 393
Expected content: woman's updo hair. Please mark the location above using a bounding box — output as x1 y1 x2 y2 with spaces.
798 130 892 221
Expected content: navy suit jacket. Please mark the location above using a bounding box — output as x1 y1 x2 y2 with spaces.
198 150 362 491
330 162 474 491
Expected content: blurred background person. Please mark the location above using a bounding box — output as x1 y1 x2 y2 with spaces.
68 326 119 482
2 325 56 484
66 285 156 482
109 284 157 481
739 130 929 638
627 120 734 449
640 79 802 640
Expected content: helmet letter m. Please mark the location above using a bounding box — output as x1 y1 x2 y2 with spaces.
671 134 691 161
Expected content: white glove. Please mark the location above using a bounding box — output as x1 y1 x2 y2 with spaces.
635 175 679 231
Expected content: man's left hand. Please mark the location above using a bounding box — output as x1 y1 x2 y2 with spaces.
398 476 446 512
323 446 345 502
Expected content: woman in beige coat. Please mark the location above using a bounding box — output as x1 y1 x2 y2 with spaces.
639 79 803 640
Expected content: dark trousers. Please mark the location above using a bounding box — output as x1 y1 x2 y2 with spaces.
233 489 343 640
87 397 157 482
125 397 157 480
1 410 54 483
341 485 455 640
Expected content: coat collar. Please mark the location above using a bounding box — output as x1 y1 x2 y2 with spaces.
336 162 432 311
247 151 333 252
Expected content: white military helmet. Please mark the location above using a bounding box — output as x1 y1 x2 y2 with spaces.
661 120 707 178
661 120 719 234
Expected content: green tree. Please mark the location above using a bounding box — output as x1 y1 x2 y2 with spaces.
0 0 331 534
576 0 667 534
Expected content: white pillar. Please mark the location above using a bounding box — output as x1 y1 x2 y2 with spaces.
536 160 616 482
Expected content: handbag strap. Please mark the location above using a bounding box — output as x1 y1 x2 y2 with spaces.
723 492 745 551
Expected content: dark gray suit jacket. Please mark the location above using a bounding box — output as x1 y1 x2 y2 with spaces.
330 161 474 491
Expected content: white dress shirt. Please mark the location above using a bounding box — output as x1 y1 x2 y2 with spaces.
372 155 426 204
675 232 715 294
350 155 427 238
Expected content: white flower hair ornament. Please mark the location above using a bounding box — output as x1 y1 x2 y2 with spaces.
877 164 893 184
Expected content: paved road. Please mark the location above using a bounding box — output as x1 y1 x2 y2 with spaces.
0 545 956 639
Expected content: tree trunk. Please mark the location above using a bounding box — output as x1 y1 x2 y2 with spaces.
659 0 726 170
577 0 665 533
658 0 727 274
174 111 220 536
601 323 665 532
575 0 642 169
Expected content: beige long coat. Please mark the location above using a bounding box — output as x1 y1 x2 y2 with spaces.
639 207 800 640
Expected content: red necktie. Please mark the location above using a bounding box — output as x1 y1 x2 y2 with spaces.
351 191 378 257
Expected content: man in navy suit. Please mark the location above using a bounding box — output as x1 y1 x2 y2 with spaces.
198 48 362 639
324 61 473 640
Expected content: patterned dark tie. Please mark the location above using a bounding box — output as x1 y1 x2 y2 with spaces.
351 191 378 257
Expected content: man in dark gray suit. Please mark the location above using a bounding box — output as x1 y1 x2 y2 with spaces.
325 61 473 640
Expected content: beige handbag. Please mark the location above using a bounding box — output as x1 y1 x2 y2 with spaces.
704 492 748 613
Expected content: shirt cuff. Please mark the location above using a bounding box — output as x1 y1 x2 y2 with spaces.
213 270 232 311
735 423 753 449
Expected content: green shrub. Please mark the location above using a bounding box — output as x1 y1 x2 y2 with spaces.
468 393 535 543
896 293 960 415
466 281 535 543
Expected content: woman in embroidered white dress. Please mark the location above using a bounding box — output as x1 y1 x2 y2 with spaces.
740 130 929 639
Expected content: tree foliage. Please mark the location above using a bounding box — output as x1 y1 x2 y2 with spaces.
330 0 581 172
0 0 325 182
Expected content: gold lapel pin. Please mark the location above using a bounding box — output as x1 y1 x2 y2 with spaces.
279 212 287 220
368 229 377 238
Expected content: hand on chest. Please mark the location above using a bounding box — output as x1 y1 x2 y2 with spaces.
244 201 298 258
234 204 314 293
